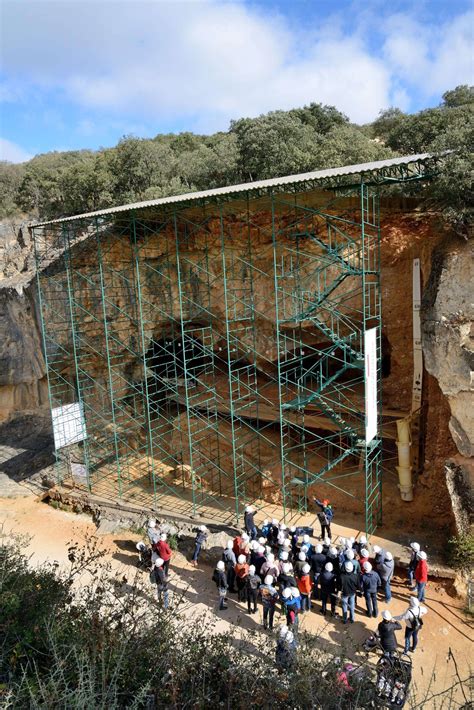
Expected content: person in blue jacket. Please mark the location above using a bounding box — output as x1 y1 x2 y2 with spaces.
314 497 334 540
360 561 382 618
281 587 301 630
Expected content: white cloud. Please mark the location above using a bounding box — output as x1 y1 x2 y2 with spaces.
0 137 33 163
1 0 473 134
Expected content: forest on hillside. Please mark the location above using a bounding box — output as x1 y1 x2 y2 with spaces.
1 85 472 234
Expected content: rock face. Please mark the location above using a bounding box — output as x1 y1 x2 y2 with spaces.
0 287 48 421
422 238 474 457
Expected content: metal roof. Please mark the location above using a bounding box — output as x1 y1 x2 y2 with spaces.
31 152 435 228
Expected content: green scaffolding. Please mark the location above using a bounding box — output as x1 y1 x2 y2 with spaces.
31 157 438 534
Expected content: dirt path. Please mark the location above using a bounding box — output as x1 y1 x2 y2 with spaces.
2 495 472 705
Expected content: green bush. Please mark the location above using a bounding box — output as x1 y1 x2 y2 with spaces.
448 531 474 574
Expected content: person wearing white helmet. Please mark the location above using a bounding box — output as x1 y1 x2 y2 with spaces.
288 526 298 555
269 518 280 546
222 540 237 593
353 534 368 557
275 625 297 672
261 519 271 539
259 574 279 630
235 554 250 602
295 550 307 578
151 557 169 608
155 533 172 575
244 505 257 540
146 518 159 545
212 560 228 610
281 586 301 629
340 560 358 624
359 548 370 569
279 549 289 563
395 596 428 653
297 563 313 613
320 562 337 616
408 542 421 588
254 544 267 577
372 544 385 567
360 561 382 618
377 550 395 602
378 610 402 657
310 543 327 601
415 550 428 602
261 553 279 580
245 564 262 614
191 524 208 567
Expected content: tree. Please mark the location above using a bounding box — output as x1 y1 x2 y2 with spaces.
441 85 474 108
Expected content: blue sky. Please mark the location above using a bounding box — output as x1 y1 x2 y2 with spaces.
1 0 473 162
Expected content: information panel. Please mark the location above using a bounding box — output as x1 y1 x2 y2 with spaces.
52 402 87 449
364 328 378 444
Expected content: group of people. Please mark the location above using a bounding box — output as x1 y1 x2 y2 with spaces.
212 503 430 658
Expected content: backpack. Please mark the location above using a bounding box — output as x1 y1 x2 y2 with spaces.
317 511 329 526
409 609 423 630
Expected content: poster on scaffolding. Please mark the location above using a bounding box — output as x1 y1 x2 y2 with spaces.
52 402 87 449
364 328 378 444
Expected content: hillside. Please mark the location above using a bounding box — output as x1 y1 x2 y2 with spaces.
1 85 473 235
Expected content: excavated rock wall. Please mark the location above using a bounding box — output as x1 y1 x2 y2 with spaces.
0 204 472 531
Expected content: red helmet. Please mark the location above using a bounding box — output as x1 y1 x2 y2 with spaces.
323 499 330 506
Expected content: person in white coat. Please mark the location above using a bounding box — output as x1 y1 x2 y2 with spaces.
394 596 428 653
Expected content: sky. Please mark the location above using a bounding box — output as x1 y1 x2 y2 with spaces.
0 0 473 162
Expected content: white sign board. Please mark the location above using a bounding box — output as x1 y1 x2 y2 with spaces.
52 402 87 449
70 461 88 482
364 328 378 444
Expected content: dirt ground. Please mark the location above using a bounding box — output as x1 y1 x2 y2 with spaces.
1 494 472 707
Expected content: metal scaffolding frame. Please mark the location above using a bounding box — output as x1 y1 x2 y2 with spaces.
31 155 439 534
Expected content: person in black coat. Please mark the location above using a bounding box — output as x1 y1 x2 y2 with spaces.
152 558 169 608
377 610 402 656
191 525 208 567
244 506 257 540
212 561 228 610
310 543 327 600
319 562 337 616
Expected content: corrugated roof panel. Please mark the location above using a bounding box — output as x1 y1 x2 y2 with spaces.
30 153 433 228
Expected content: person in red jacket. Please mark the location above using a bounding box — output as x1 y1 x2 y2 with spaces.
415 551 428 602
155 533 172 575
233 534 243 557
296 563 313 613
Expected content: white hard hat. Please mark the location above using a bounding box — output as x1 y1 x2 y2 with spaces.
216 560 225 571
349 537 355 544
267 553 275 563
237 554 246 564
382 610 392 621
263 519 269 525
303 534 310 543
241 533 250 542
298 551 306 561
325 562 333 572
360 549 369 558
279 624 289 637
245 505 253 513
290 587 300 597
250 541 258 550
419 551 427 560
283 539 291 547
160 533 167 541
258 537 266 545
340 537 346 546
302 563 310 574
148 519 156 528
280 551 289 561
282 588 292 599
136 541 146 550
154 557 164 567
199 525 207 532
280 523 287 530
264 575 274 585
290 526 296 533
411 542 420 552
257 545 266 554
385 551 393 561
373 545 381 553
360 535 367 544
226 540 233 549
315 544 323 553
286 631 294 643
282 563 292 574
346 550 354 560
409 597 420 607
363 562 372 572
329 546 337 556
249 565 256 574
272 518 279 526
344 561 354 573
323 537 331 546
